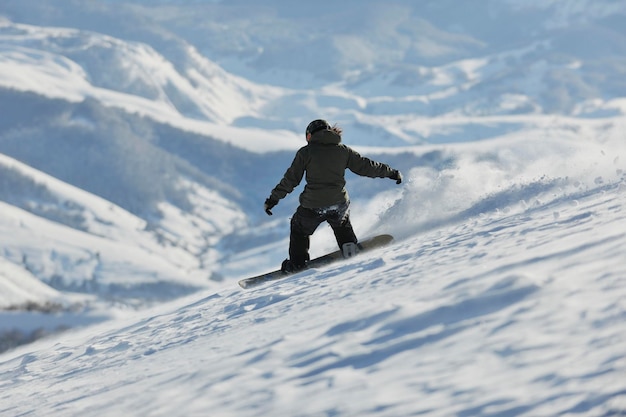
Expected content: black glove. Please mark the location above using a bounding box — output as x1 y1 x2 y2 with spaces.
389 170 403 184
264 197 278 216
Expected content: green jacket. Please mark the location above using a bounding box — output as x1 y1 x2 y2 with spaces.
270 130 396 209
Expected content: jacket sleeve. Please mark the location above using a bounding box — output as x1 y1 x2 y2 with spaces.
346 147 395 178
270 149 307 201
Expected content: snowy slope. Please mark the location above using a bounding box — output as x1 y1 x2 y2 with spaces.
0 16 279 124
0 17 298 151
0 151 252 350
0 145 624 416
0 153 221 312
3 0 626 146
0 1 624 401
0 257 65 309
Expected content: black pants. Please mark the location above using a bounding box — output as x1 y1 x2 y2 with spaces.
289 202 357 267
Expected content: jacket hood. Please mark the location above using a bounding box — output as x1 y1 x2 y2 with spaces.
310 130 341 145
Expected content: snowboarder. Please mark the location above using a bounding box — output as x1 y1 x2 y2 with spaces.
264 119 403 273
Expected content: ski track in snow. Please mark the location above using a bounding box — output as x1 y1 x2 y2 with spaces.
1 183 624 417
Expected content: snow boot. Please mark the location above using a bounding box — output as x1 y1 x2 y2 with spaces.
281 259 307 274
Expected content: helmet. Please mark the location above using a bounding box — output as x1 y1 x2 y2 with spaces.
305 119 330 137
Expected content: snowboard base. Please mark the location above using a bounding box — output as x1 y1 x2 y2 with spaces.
238 234 393 289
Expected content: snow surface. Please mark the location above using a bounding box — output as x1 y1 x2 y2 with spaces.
1 158 625 416
0 1 625 415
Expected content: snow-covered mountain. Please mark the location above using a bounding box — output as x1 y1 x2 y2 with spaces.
3 0 626 136
0 138 624 416
0 1 624 398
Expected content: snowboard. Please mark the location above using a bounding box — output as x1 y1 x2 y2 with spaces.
238 234 393 289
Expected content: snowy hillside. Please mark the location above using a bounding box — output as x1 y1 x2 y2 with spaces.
0 0 625 400
3 0 626 140
0 140 624 415
0 17 295 146
0 151 242 350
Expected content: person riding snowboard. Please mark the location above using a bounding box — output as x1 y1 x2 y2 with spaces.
264 119 403 273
